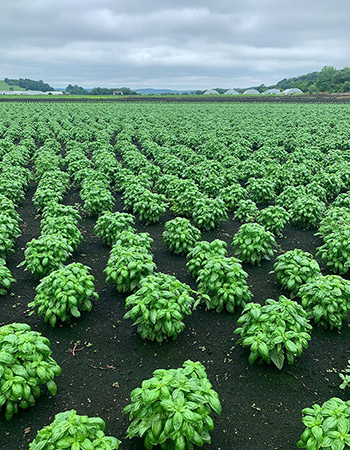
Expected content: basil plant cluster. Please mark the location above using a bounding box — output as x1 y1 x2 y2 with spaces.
0 323 61 420
234 296 312 369
29 409 121 450
297 397 350 449
232 223 277 264
272 249 321 297
28 263 99 327
162 217 201 255
124 272 198 342
124 360 221 450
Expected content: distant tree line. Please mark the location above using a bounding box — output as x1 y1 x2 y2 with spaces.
261 66 350 94
5 66 350 96
4 78 54 92
65 85 138 95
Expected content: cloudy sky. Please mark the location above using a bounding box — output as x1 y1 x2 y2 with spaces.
1 0 349 89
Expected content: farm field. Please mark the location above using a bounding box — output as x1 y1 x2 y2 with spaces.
0 101 350 449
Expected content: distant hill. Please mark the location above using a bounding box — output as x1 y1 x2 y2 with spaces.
258 66 350 94
0 80 25 91
3 78 54 92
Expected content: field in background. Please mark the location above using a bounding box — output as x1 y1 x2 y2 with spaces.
0 102 349 449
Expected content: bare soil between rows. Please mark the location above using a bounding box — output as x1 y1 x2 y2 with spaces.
0 180 349 449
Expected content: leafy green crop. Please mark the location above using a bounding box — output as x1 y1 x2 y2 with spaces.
0 213 21 258
315 172 344 199
163 217 201 255
0 194 21 222
29 409 121 449
333 193 350 208
197 256 252 313
232 223 277 264
247 177 275 204
186 239 228 279
297 397 350 449
19 235 74 278
276 185 306 210
219 184 247 211
105 245 156 292
289 195 326 229
192 197 228 231
317 225 350 274
0 323 61 420
41 216 83 251
81 179 115 217
299 275 350 329
317 207 350 238
272 249 321 297
170 186 201 218
234 297 312 369
113 230 153 251
124 360 221 449
0 259 16 296
339 360 350 391
124 273 198 342
29 263 99 327
95 211 135 246
42 202 81 223
133 191 169 225
257 206 290 236
234 199 259 223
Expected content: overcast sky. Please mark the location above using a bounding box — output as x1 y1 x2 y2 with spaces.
1 0 349 89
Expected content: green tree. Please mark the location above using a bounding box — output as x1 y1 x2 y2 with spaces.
307 84 318 94
65 84 87 95
316 66 337 92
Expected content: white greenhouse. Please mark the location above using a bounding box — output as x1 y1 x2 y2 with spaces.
203 89 219 95
263 89 282 95
224 89 239 95
243 89 260 95
283 88 303 95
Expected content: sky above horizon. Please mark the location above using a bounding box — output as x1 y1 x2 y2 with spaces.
1 0 349 90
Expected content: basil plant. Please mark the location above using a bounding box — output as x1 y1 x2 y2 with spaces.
163 217 201 255
0 259 16 296
299 275 350 330
29 409 120 450
297 397 350 449
272 249 321 297
192 197 228 231
105 244 156 293
0 323 61 420
40 216 83 251
124 360 221 449
124 273 198 342
132 191 169 225
219 184 247 211
317 225 350 275
339 360 350 391
94 211 135 246
234 297 312 369
257 205 290 236
233 199 259 223
197 256 252 313
29 263 99 327
186 239 228 279
19 235 74 278
289 195 326 229
232 223 277 264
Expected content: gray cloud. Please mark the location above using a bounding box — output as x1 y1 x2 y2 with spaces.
1 0 349 89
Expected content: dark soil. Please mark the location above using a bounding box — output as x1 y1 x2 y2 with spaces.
0 180 349 450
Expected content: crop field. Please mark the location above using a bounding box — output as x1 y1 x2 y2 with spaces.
0 101 350 449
